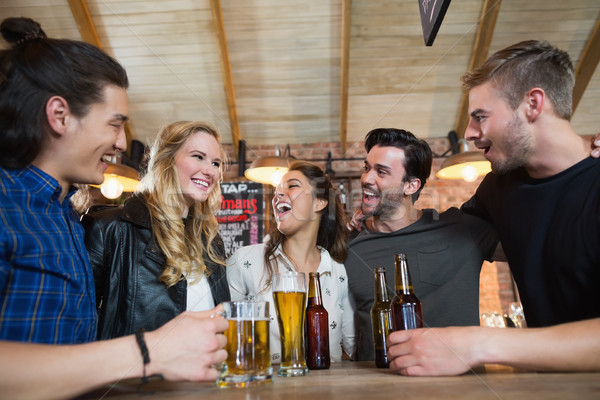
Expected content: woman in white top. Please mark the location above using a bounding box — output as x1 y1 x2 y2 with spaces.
227 160 355 362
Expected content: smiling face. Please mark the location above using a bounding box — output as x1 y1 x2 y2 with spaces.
60 85 129 188
174 131 222 209
361 145 412 219
273 170 325 237
465 82 533 174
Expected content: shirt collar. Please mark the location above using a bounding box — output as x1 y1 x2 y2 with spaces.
272 244 333 275
14 165 77 206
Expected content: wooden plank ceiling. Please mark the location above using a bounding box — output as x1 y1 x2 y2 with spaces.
2 0 599 161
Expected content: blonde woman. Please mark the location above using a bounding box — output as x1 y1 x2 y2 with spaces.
227 161 355 363
83 121 230 339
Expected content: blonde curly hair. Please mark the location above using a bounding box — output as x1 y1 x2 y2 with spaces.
138 121 226 287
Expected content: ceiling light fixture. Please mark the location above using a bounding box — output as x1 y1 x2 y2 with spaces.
435 131 491 182
244 145 293 186
91 162 141 199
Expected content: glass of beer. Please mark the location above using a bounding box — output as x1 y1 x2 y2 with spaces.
272 271 309 377
217 301 272 388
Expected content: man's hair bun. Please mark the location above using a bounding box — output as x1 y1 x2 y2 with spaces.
1 17 47 46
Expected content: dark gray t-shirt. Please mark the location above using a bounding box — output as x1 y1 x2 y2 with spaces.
345 207 498 361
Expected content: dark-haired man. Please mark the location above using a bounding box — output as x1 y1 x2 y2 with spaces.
345 128 499 362
0 17 227 398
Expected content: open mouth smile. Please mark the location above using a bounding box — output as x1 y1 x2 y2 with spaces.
362 189 380 205
192 178 209 189
274 201 292 220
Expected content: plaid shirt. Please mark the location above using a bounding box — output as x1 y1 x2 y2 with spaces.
0 165 96 344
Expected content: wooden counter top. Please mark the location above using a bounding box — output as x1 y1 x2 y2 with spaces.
77 361 600 399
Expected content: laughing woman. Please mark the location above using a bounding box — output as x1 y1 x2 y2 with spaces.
227 160 355 362
82 121 230 339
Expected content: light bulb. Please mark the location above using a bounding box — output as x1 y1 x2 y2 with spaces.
270 168 285 187
101 176 124 199
461 164 478 182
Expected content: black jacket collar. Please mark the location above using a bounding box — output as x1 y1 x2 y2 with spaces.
120 193 153 229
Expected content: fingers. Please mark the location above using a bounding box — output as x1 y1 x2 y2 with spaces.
388 348 419 375
592 136 600 158
188 305 224 319
182 309 228 332
198 367 220 382
145 309 231 381
200 348 227 369
212 348 227 365
386 329 429 375
387 328 411 347
347 209 365 231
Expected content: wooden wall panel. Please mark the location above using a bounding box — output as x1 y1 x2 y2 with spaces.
85 0 231 143
491 0 600 136
346 0 481 145
220 0 342 147
0 0 82 42
1 0 599 146
572 66 600 136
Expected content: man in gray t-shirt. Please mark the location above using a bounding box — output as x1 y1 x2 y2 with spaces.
344 128 498 362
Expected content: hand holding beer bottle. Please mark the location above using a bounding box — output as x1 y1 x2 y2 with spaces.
305 272 330 369
391 254 423 331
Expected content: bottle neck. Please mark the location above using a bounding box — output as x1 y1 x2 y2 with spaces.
307 272 324 306
394 255 414 295
374 269 390 302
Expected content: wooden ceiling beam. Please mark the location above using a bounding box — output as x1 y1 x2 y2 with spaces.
339 0 352 154
67 0 102 48
573 14 600 113
454 0 502 138
67 0 135 148
210 0 242 158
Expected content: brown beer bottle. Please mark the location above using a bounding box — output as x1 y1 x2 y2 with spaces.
391 254 423 331
305 272 330 369
370 267 392 368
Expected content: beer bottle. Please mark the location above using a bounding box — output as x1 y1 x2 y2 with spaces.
370 267 392 368
391 254 423 331
305 272 330 369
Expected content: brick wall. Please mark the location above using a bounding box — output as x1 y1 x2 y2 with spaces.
222 137 517 322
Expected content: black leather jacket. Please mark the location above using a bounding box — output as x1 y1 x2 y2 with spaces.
82 194 230 340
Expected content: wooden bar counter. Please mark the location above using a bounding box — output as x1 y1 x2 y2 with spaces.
78 361 600 399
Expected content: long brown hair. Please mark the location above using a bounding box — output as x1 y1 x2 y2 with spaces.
263 160 348 286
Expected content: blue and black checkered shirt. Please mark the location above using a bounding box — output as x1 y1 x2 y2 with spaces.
0 165 96 344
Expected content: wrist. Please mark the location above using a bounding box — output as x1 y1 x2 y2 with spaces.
473 326 510 366
134 328 151 383
140 329 163 378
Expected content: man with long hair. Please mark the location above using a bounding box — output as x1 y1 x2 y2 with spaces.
0 17 228 398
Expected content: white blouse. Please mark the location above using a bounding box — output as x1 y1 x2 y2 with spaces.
186 275 215 312
227 243 355 363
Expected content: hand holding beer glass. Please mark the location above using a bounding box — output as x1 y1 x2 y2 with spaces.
217 301 272 388
272 271 309 377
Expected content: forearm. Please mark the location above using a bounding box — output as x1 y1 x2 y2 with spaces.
481 319 600 371
0 336 141 400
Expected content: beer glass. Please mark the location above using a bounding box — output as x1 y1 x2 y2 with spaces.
272 271 309 377
217 301 272 388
